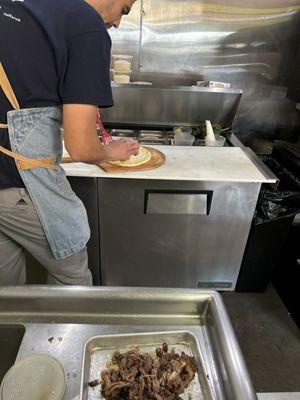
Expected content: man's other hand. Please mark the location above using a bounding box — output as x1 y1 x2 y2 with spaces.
104 139 140 161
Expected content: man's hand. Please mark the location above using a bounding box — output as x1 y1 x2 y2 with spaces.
104 139 140 161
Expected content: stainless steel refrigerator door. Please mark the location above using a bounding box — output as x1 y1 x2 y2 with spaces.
99 179 260 290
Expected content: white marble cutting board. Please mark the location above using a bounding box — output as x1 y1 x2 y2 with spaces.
61 145 276 183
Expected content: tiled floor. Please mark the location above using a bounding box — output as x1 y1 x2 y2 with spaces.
222 285 300 393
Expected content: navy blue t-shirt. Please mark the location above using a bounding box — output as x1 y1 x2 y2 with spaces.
0 0 113 189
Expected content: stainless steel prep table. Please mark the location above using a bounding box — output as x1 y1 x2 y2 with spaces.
0 286 257 400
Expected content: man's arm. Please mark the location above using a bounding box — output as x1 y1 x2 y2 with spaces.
63 104 139 164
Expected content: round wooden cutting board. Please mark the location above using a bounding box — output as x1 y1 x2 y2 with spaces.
98 147 166 173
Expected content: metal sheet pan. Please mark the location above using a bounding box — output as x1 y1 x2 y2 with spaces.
139 139 167 145
139 130 165 138
81 330 214 400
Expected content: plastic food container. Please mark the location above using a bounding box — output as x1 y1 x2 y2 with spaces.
0 354 66 400
173 126 193 136
205 134 226 147
112 55 133 72
174 134 194 146
112 69 131 84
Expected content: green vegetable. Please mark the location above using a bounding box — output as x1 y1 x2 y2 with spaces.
192 122 223 138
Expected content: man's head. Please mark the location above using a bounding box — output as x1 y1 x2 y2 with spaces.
85 0 136 29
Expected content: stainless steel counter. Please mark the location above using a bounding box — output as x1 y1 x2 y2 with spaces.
0 286 257 400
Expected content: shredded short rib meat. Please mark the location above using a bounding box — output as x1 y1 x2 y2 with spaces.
96 342 198 400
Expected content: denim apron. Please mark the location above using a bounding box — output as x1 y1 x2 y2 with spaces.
0 62 90 259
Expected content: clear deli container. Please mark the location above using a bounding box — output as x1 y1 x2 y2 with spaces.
204 134 226 147
174 126 193 136
0 354 66 400
112 55 133 72
174 133 195 146
112 69 132 84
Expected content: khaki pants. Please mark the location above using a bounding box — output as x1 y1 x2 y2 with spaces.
0 188 92 285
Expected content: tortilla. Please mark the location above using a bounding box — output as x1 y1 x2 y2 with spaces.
108 146 151 167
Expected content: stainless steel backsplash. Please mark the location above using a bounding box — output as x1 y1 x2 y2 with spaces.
108 0 300 151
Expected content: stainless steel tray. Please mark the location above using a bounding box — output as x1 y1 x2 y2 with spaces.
81 331 214 400
110 129 138 138
139 130 165 138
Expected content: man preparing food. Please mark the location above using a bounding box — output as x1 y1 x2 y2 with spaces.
0 0 139 285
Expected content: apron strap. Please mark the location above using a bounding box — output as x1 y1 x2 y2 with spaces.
0 145 56 170
0 62 56 170
0 63 20 111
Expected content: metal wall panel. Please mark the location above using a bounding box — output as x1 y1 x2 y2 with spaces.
109 1 141 72
109 0 300 147
139 0 300 83
101 85 242 126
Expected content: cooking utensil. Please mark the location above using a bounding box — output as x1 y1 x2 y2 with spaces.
205 120 216 142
